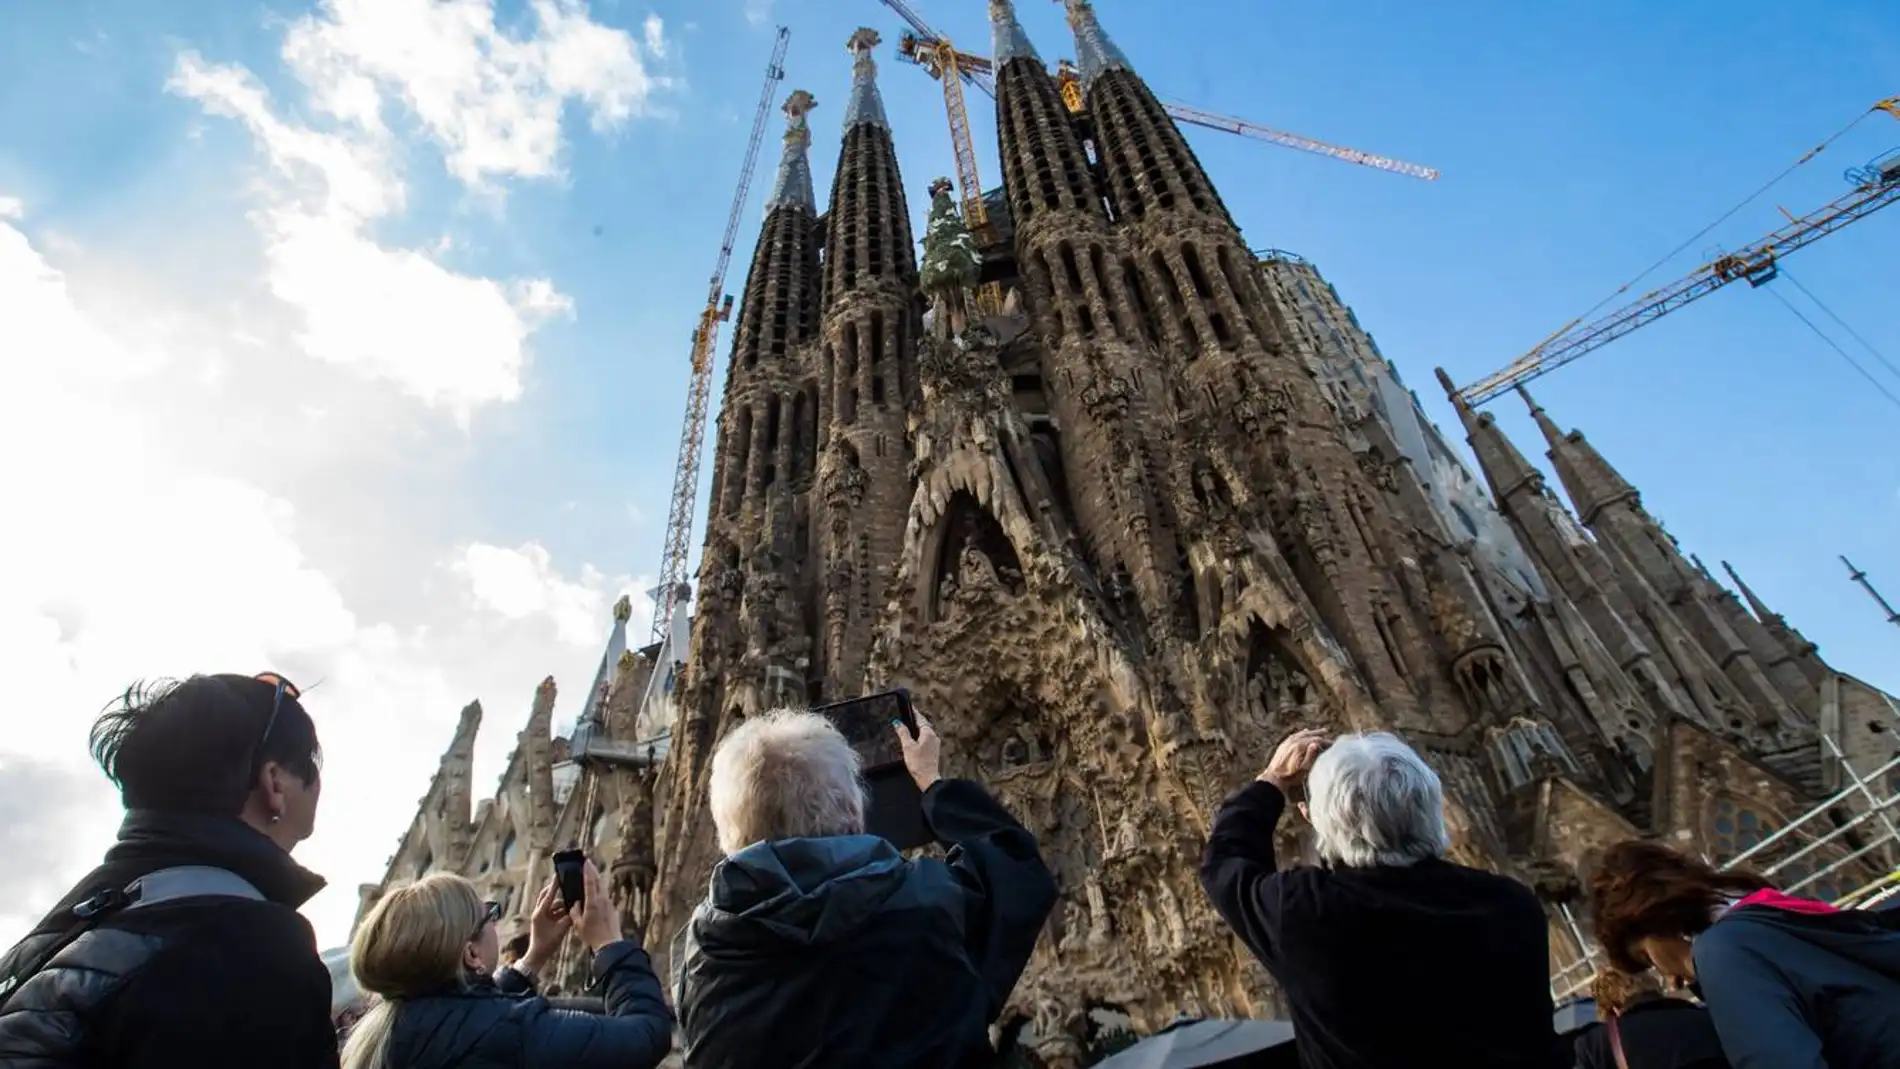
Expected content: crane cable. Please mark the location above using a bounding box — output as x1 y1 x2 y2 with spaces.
1763 284 1900 416
1778 266 1900 386
1560 106 1885 330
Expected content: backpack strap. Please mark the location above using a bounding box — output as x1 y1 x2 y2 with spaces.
125 866 264 909
0 866 263 1011
1608 1015 1630 1069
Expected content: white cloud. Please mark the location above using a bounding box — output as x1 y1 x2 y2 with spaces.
1 0 672 948
166 0 672 419
455 543 628 646
282 0 674 188
743 0 775 27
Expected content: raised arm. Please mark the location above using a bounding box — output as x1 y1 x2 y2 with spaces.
901 715 1057 1018
520 863 673 1069
1198 728 1328 968
519 942 674 1069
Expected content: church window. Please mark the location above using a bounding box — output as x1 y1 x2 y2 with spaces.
501 830 519 869
1451 502 1481 540
415 845 433 876
1059 243 1085 296
590 808 611 847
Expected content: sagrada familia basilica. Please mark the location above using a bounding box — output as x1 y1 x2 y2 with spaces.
357 2 1899 1063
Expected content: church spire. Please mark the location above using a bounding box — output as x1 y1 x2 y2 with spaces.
1518 386 1639 524
988 0 1039 65
764 89 817 213
1061 0 1133 89
843 27 889 130
1722 560 1781 623
1438 370 1544 501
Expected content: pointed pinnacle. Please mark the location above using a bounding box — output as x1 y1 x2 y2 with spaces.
989 0 1040 65
843 28 889 130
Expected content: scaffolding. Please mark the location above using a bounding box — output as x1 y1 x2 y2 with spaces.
1550 724 1900 1001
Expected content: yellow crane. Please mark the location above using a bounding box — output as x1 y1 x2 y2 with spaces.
1458 99 1900 406
878 0 1439 269
648 27 791 644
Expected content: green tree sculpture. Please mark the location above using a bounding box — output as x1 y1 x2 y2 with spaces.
919 177 982 340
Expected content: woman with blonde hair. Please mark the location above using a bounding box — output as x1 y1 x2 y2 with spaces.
342 860 671 1069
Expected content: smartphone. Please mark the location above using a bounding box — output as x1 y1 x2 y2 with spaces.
552 849 586 910
811 689 929 851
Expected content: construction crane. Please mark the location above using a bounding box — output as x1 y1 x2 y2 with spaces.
879 0 1004 313
881 0 1439 215
648 26 791 644
1459 99 1900 407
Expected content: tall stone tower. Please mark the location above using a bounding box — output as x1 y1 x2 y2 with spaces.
816 28 919 694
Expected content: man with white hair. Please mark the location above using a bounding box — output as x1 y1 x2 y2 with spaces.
674 707 1057 1069
1200 728 1563 1069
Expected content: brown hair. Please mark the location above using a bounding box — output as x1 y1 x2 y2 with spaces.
1591 968 1661 1019
1588 840 1769 973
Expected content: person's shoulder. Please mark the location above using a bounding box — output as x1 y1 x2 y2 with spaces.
141 899 325 987
1444 860 1542 906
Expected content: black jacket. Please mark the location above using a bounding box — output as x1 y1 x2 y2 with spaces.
675 778 1057 1069
0 810 336 1068
383 941 673 1069
1573 996 1729 1069
1199 781 1564 1069
1692 902 1900 1069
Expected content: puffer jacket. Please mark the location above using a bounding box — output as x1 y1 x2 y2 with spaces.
674 778 1057 1069
383 941 672 1069
0 810 335 1069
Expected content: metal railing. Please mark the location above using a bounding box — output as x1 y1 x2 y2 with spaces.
1550 745 1900 1001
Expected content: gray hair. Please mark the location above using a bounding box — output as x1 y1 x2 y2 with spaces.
707 708 865 855
1305 732 1450 868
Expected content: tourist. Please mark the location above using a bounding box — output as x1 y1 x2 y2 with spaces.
1199 728 1563 1068
673 709 1057 1068
0 673 337 1067
341 866 671 1069
1572 967 1728 1069
1589 839 1900 1068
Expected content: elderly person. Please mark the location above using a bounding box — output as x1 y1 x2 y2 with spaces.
1589 839 1900 1069
1200 729 1563 1069
674 708 1057 1069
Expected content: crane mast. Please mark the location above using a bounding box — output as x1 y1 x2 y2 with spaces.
649 27 791 643
882 0 1004 313
1459 103 1900 407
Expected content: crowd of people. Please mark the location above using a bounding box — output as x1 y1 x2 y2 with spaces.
0 670 1895 1068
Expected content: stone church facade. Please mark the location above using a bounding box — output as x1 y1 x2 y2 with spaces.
359 2 1899 1062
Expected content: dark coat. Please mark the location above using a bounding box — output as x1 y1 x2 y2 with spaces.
0 810 336 1069
384 941 673 1069
1572 995 1729 1069
1693 902 1900 1069
675 778 1058 1069
1199 781 1564 1069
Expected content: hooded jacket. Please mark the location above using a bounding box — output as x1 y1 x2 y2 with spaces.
0 810 335 1069
381 941 672 1069
674 778 1057 1069
1693 898 1900 1069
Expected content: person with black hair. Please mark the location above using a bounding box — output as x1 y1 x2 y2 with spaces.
0 673 337 1068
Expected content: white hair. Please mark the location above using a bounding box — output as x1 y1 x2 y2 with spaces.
707 708 866 855
1305 732 1450 869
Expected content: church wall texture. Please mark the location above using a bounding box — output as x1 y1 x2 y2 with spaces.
361 2 1900 1060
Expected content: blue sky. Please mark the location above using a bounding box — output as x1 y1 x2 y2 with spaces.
1 0 1895 944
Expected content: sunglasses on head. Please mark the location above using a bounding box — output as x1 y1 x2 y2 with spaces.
250 672 309 779
472 900 503 942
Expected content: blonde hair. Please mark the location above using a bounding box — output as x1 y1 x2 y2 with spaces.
340 873 487 1069
708 708 865 854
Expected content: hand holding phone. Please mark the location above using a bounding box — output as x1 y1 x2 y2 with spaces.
552 849 586 911
894 710 940 792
